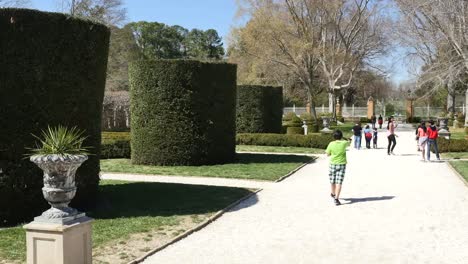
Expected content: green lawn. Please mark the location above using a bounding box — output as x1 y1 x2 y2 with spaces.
0 180 253 263
448 161 468 182
101 153 315 181
236 145 325 154
448 127 466 140
442 152 468 159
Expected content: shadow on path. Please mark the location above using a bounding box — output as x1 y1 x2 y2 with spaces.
342 196 395 205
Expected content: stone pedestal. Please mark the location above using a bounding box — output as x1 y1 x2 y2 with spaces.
24 217 93 264
336 101 342 117
367 97 375 119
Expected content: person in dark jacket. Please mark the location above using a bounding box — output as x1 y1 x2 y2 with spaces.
426 120 440 161
371 115 377 129
352 122 362 150
377 115 383 129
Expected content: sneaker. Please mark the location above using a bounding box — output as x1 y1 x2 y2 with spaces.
334 199 341 206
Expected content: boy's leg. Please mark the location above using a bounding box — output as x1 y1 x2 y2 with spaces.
335 184 342 199
331 184 336 196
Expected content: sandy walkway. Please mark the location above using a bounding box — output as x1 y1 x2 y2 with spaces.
144 128 468 264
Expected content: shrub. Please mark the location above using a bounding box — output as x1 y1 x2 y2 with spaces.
360 117 370 124
287 127 304 135
129 60 237 165
0 9 110 225
437 137 468 153
236 133 334 149
283 112 298 121
283 113 302 127
409 116 422 123
101 140 131 159
237 85 283 133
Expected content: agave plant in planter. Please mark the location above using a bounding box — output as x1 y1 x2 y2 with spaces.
28 125 90 224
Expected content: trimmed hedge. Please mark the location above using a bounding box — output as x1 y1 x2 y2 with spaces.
101 132 131 159
129 60 237 165
287 127 304 135
236 133 334 149
236 85 283 133
437 138 468 153
0 9 110 225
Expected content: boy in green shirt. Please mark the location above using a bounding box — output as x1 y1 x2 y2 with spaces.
325 130 348 206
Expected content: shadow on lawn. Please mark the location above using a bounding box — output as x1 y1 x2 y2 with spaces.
235 153 315 164
88 181 256 219
342 196 395 205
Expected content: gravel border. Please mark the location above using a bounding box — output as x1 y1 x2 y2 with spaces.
127 189 262 264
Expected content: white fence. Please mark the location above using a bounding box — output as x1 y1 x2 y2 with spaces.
284 106 466 118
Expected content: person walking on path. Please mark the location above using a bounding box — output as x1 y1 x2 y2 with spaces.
352 122 362 150
417 122 428 161
378 115 383 129
415 124 421 151
371 115 377 129
364 125 372 149
387 116 398 155
325 130 348 206
372 127 378 149
427 120 440 161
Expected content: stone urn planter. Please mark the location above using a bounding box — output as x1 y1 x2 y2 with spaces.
437 117 449 131
321 117 332 133
30 154 88 224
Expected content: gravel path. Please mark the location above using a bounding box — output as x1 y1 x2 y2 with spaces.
143 128 468 264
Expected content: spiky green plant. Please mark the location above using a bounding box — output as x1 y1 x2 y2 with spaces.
29 125 90 156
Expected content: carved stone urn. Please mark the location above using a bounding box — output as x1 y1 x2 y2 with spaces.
30 154 88 224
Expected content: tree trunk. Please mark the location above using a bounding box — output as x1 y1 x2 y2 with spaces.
447 91 456 114
328 92 334 112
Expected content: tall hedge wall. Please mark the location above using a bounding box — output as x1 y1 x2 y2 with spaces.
237 85 283 133
0 9 110 225
129 60 237 165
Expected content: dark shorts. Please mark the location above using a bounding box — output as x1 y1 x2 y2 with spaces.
329 164 346 184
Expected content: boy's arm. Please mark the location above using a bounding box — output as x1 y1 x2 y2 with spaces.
326 144 331 156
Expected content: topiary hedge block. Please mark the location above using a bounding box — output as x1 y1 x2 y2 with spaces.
236 85 283 133
129 60 237 165
0 9 110 225
236 133 334 149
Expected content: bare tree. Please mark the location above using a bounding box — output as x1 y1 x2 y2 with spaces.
0 0 29 7
231 0 325 125
57 0 126 26
396 0 468 115
315 0 388 116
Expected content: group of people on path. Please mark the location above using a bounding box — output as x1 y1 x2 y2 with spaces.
416 120 440 162
351 114 384 150
327 116 442 206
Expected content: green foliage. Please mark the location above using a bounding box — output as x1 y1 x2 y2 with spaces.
236 85 283 133
129 60 237 165
128 22 224 61
237 133 334 149
437 138 468 153
287 127 304 135
29 126 90 156
185 29 225 60
408 116 422 123
0 9 110 225
283 112 299 121
385 103 395 115
101 140 130 159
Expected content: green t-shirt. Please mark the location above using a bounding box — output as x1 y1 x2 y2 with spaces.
326 140 348 164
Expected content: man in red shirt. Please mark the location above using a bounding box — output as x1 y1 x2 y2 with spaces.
426 120 440 161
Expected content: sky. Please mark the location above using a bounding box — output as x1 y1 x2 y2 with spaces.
28 0 412 85
29 0 238 41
